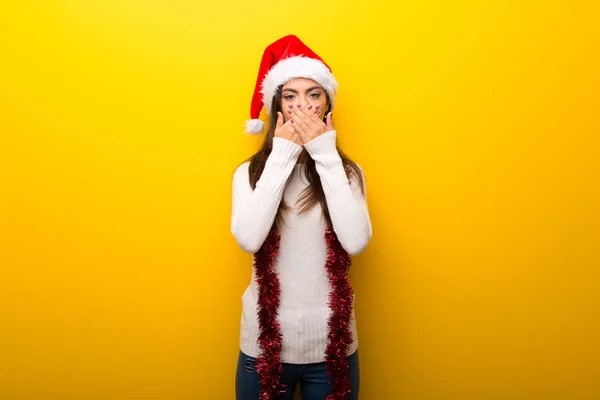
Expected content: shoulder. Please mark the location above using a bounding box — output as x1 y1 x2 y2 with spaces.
234 161 251 175
232 161 251 184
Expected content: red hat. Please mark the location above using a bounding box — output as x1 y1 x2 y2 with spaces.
245 35 339 135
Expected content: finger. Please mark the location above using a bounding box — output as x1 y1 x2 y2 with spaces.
276 112 284 129
289 116 308 141
292 105 311 123
282 120 300 139
291 108 312 134
309 106 325 125
292 106 315 131
298 104 321 129
326 112 334 131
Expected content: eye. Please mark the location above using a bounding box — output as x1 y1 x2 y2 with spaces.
283 95 295 100
309 93 321 98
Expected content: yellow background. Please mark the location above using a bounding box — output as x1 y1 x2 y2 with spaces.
1 1 599 399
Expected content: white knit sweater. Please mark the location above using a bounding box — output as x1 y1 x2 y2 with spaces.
231 130 372 364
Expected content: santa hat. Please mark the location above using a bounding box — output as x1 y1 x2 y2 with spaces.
245 35 339 135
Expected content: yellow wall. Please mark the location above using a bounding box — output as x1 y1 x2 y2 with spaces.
1 1 598 399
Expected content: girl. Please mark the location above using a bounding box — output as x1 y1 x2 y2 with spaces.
231 35 372 400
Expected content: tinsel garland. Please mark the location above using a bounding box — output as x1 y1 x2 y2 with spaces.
323 226 354 400
253 229 286 399
251 158 355 399
253 225 354 400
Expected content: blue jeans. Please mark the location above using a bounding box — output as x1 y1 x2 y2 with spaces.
235 350 360 400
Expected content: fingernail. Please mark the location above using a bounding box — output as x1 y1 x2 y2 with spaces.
315 110 320 114
287 110 292 114
288 104 293 108
297 104 301 108
291 119 295 123
315 105 320 109
307 105 312 110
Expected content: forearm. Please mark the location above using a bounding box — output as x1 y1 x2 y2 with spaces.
231 138 302 253
304 131 372 255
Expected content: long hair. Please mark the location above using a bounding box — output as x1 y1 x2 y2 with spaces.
238 84 365 232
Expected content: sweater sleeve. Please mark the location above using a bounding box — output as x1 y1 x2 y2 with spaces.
303 130 373 255
231 137 303 253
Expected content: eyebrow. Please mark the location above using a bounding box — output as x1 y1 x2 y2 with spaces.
281 86 323 94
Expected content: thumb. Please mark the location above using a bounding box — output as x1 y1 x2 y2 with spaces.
276 112 284 129
326 112 334 131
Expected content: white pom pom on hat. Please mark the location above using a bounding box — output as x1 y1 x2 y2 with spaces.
244 35 338 135
245 119 265 135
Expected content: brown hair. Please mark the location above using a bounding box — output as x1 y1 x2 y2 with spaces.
237 84 365 232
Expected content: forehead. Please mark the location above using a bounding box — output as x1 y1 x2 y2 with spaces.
282 77 323 91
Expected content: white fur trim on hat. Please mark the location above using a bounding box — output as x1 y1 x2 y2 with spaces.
260 56 338 115
245 118 265 135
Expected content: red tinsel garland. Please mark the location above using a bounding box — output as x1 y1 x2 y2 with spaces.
253 229 286 399
251 160 355 399
323 226 354 400
253 225 354 400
